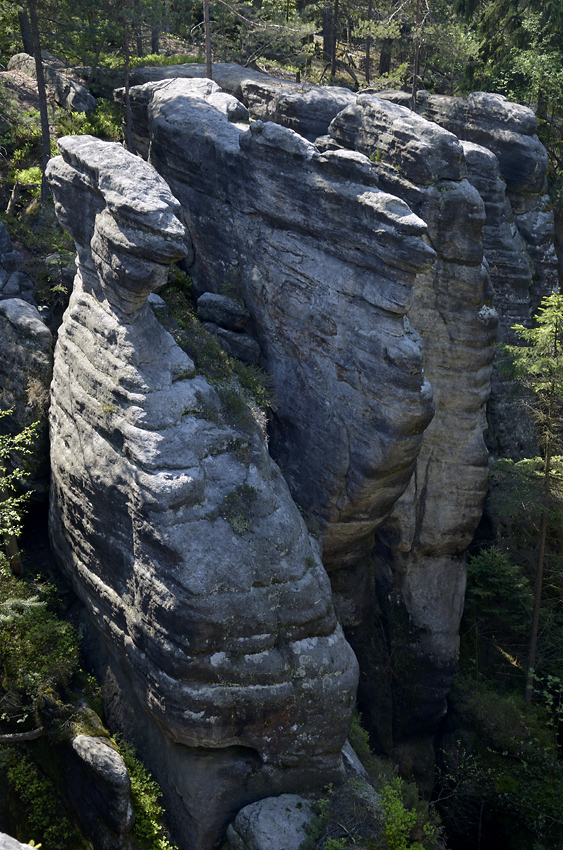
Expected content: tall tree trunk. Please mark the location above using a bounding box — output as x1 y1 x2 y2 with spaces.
365 0 372 85
18 9 34 54
525 434 552 704
135 1 143 56
411 0 420 111
27 0 50 202
322 0 332 64
330 0 339 78
151 27 160 54
203 0 212 79
123 22 133 152
379 38 392 75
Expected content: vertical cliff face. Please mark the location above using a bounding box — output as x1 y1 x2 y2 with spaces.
126 77 437 571
380 90 557 458
326 95 498 760
120 72 501 775
46 135 359 850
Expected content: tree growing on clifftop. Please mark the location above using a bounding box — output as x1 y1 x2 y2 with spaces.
502 292 563 703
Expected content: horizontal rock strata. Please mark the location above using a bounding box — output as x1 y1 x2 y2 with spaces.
46 135 358 850
125 76 437 571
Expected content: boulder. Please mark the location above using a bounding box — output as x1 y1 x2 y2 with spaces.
0 834 36 850
8 53 96 113
46 136 358 850
227 794 315 850
62 735 133 850
197 292 250 331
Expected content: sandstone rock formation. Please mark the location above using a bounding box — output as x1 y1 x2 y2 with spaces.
0 298 52 496
46 135 358 850
122 69 500 770
324 93 498 760
124 76 437 573
8 53 96 113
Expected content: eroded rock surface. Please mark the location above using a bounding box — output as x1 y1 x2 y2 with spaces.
326 93 497 758
380 90 557 458
46 135 358 850
126 77 437 571
8 52 96 112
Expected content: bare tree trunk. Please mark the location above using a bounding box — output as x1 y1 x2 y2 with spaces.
379 38 392 75
365 0 372 85
322 0 332 63
411 0 420 111
27 0 50 202
18 9 34 54
525 436 552 704
151 27 160 53
330 0 339 78
123 22 133 152
204 0 212 79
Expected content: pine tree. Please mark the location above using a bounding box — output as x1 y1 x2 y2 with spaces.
502 292 563 702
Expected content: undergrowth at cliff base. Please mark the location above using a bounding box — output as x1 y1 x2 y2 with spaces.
301 714 444 850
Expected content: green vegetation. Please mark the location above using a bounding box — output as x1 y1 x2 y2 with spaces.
118 741 178 850
305 716 442 850
158 269 275 430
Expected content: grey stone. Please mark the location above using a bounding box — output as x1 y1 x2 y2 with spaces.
8 52 96 113
197 292 250 330
46 136 358 850
128 62 356 141
126 77 437 572
202 324 261 365
1 251 23 271
227 795 315 850
0 298 52 495
63 735 133 850
0 833 36 850
342 740 369 778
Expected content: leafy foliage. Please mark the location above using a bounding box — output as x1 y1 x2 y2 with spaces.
118 741 178 850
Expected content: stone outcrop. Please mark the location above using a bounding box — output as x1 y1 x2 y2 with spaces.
0 298 52 496
0 833 36 850
124 76 437 572
227 794 315 850
379 90 558 458
8 53 96 113
46 135 358 850
324 93 497 760
122 69 500 769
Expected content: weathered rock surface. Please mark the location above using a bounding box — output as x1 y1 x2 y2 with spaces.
8 53 96 113
379 90 556 458
0 833 36 850
326 93 497 758
227 794 315 850
46 135 358 850
0 298 52 495
126 77 437 571
129 63 355 141
62 733 133 850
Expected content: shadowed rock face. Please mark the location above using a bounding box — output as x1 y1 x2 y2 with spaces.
380 90 557 459
126 77 437 572
326 93 498 759
120 70 503 773
46 136 359 850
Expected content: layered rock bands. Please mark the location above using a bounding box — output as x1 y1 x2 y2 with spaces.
46 136 358 850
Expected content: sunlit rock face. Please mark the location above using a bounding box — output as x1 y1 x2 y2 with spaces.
46 136 359 850
125 77 437 573
120 69 501 775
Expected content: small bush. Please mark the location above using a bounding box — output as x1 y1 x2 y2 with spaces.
118 741 177 850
